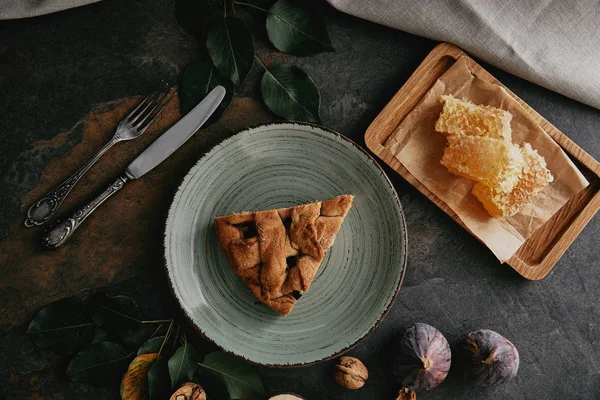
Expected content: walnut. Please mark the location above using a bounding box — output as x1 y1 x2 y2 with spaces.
170 382 206 400
396 387 417 399
334 356 368 389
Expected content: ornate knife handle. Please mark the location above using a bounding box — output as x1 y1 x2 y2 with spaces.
25 139 118 227
42 175 129 249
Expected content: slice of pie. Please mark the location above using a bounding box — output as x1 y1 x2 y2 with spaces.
215 195 354 316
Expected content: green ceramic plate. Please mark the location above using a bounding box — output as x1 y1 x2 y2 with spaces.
164 123 406 366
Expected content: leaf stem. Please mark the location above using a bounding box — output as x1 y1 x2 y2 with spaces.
158 319 175 356
141 318 172 324
234 1 270 13
149 323 165 338
95 303 143 324
28 322 95 334
172 323 181 352
254 55 268 71
231 0 236 16
223 0 227 17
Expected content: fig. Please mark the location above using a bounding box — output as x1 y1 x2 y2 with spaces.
390 323 451 391
459 329 519 385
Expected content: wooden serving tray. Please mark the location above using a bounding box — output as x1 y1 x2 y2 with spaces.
365 43 600 280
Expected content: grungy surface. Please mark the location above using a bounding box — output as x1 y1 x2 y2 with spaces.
1 0 599 399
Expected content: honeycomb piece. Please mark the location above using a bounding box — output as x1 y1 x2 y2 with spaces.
435 95 512 141
472 143 554 217
441 135 524 193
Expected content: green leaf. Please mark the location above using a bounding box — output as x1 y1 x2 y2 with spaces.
199 351 265 399
26 296 94 355
138 336 166 356
194 370 230 399
179 61 235 123
206 17 255 87
89 294 141 334
266 0 333 55
168 341 198 389
66 342 131 385
92 327 110 344
175 0 222 37
260 64 320 122
148 359 171 400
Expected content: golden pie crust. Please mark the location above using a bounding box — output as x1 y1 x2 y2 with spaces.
215 195 354 316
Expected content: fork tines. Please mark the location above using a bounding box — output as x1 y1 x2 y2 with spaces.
127 84 176 132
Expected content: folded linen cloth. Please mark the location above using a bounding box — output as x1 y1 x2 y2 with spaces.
327 0 600 110
0 0 100 20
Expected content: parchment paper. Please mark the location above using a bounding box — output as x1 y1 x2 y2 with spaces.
384 57 590 262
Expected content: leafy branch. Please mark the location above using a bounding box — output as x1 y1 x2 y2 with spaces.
177 0 333 123
27 294 264 399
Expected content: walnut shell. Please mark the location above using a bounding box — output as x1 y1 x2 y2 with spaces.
334 356 368 389
396 387 417 399
390 323 451 391
170 382 206 400
459 329 519 385
268 394 306 400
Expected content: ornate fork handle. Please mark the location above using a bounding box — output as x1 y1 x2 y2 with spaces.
25 138 119 227
42 175 129 249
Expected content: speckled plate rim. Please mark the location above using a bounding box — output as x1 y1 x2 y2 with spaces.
163 121 408 367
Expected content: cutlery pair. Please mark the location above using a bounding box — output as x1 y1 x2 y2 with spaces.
25 84 226 248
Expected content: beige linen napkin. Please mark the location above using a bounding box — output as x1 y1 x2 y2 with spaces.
327 0 600 110
0 0 100 20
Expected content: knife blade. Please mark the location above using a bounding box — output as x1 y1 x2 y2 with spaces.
42 86 226 249
126 85 226 179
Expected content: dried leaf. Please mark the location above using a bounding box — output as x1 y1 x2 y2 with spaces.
120 353 159 400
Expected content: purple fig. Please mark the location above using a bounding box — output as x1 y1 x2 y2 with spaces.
390 323 451 391
460 329 519 386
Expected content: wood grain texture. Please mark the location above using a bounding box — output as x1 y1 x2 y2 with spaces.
365 43 600 280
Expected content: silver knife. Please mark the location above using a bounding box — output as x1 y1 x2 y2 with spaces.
42 86 226 249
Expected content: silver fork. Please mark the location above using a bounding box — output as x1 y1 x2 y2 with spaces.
24 86 175 227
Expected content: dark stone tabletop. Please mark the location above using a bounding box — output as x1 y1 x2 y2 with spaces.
1 1 599 399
